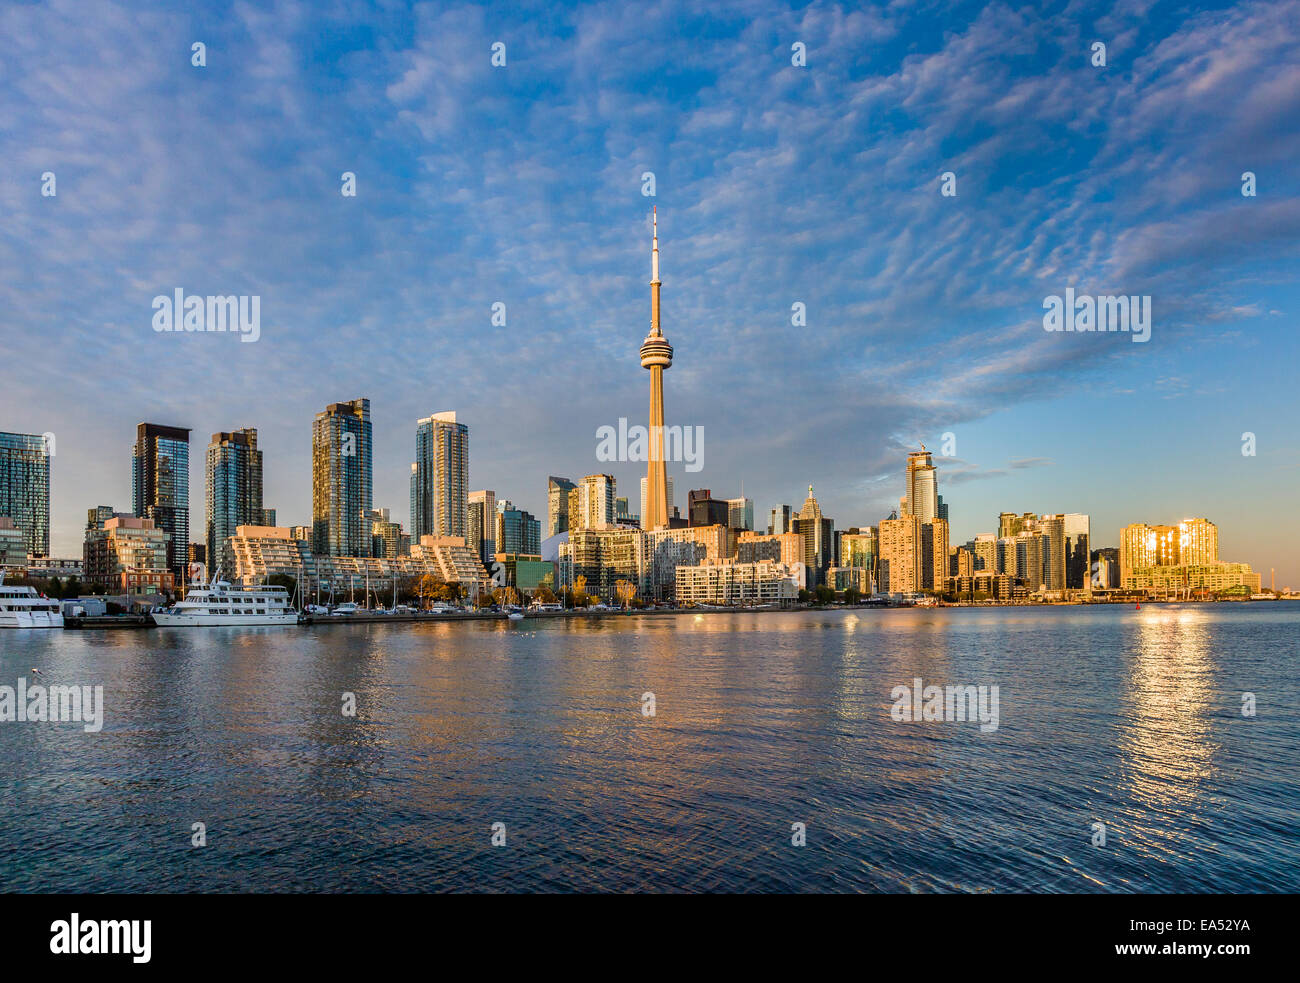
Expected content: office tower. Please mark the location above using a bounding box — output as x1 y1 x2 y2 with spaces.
839 528 878 572
688 490 729 528
791 485 834 587
640 475 674 528
1179 517 1218 566
547 476 576 537
640 207 673 530
496 502 541 556
768 504 792 535
1064 514 1090 590
262 508 276 526
205 429 264 577
920 518 949 591
0 431 51 558
132 422 191 582
903 448 938 522
468 490 497 564
572 474 616 531
311 399 372 557
727 497 754 531
878 513 922 593
937 494 948 523
412 411 469 540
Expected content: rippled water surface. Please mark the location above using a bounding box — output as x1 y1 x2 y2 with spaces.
2 605 1297 892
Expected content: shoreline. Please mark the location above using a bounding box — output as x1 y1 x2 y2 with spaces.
55 595 1298 630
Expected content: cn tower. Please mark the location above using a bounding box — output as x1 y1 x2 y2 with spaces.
640 206 673 530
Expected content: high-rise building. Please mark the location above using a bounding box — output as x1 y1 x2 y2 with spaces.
920 518 949 591
468 490 497 564
205 429 264 577
369 507 407 559
84 515 174 595
878 513 922 594
311 399 372 557
412 411 468 540
1037 514 1067 593
792 485 834 587
640 207 673 530
937 494 948 523
547 476 576 538
1119 522 1180 582
688 490 729 528
726 497 754 531
640 475 674 529
0 431 51 558
903 448 938 522
768 505 792 535
1064 513 1090 591
967 533 997 573
1178 517 1218 566
572 474 616 531
496 502 541 556
133 422 191 582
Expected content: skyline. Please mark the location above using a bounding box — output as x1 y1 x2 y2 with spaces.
1 0 1296 581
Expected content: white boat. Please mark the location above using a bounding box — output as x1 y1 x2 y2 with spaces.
0 572 63 628
507 611 525 621
153 581 297 627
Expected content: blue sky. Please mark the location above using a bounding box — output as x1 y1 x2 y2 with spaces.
1 0 1297 584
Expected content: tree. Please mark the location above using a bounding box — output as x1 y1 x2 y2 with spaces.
571 574 590 608
797 588 810 603
614 579 636 609
814 584 836 605
843 586 861 605
534 584 557 604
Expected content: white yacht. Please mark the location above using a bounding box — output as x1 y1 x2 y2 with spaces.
154 581 297 627
0 572 63 628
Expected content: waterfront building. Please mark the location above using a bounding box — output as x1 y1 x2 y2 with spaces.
1124 563 1260 594
205 429 264 577
412 411 469 540
23 556 83 580
560 526 649 602
640 207 674 531
0 517 27 570
737 531 805 570
132 422 190 582
945 572 1017 601
1119 522 1181 582
227 527 489 602
1179 517 1219 566
827 566 872 594
1037 514 1067 593
878 513 922 594
468 490 497 563
0 431 51 558
838 528 878 574
644 524 728 599
920 518 949 592
312 399 372 557
675 560 799 606
491 553 555 592
84 515 174 595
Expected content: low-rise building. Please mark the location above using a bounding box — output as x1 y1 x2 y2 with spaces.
675 560 799 606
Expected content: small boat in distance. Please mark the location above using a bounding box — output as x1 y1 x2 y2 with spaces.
0 570 63 628
154 580 297 627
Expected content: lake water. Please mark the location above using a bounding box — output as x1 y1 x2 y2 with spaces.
2 605 1297 892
